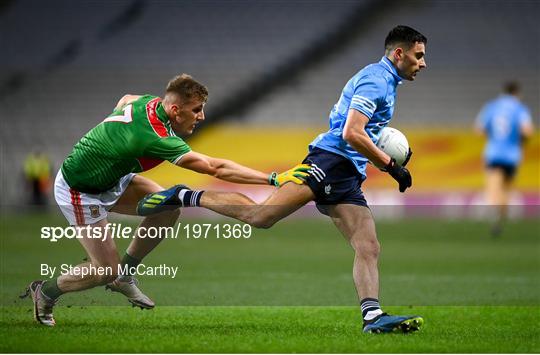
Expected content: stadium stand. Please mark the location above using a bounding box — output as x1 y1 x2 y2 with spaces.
0 0 364 204
242 0 540 127
0 0 538 205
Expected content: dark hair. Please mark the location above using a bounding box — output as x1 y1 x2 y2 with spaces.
166 74 208 103
385 25 427 52
503 81 520 95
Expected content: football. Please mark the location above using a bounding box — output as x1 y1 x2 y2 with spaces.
376 127 410 166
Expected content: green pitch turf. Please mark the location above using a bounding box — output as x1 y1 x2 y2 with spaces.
1 306 539 353
1 212 539 352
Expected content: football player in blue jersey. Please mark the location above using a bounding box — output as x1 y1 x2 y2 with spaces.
475 81 534 236
140 25 427 333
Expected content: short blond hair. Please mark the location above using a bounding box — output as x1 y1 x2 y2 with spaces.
166 74 208 104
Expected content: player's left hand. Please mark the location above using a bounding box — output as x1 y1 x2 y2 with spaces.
269 164 312 187
385 158 412 192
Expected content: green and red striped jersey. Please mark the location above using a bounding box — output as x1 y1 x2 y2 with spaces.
61 95 191 193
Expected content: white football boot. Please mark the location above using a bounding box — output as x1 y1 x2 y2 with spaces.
24 280 57 326
106 277 155 309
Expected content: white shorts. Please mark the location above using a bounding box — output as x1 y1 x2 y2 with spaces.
54 170 136 225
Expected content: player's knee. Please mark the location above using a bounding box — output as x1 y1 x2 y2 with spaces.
249 216 275 229
352 238 380 260
249 219 274 229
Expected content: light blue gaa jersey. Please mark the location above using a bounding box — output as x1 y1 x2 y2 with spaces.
310 56 402 178
477 95 532 166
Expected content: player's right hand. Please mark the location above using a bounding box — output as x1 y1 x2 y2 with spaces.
385 158 412 193
269 164 312 187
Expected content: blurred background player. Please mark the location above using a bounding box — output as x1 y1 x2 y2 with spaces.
475 81 534 236
23 151 52 206
23 74 309 326
140 25 426 334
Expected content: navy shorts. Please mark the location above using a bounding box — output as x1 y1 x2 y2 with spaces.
487 162 517 180
302 147 368 216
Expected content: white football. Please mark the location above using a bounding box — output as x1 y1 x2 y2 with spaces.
375 127 410 166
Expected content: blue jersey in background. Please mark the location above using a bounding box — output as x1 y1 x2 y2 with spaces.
477 95 531 167
310 56 402 178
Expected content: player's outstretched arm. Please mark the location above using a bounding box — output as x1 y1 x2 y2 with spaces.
343 109 412 192
177 151 310 187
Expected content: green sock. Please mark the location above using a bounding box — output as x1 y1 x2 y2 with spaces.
41 279 63 300
120 253 141 280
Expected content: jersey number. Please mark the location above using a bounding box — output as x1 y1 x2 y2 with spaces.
493 115 510 139
103 105 133 124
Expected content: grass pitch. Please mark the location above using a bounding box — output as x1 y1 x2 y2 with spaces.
1 306 538 353
1 212 539 352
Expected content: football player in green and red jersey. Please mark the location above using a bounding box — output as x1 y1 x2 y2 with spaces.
24 74 310 326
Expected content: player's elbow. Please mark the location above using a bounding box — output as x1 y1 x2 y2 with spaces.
207 167 220 178
342 127 362 146
211 166 228 180
191 159 221 178
208 160 230 179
